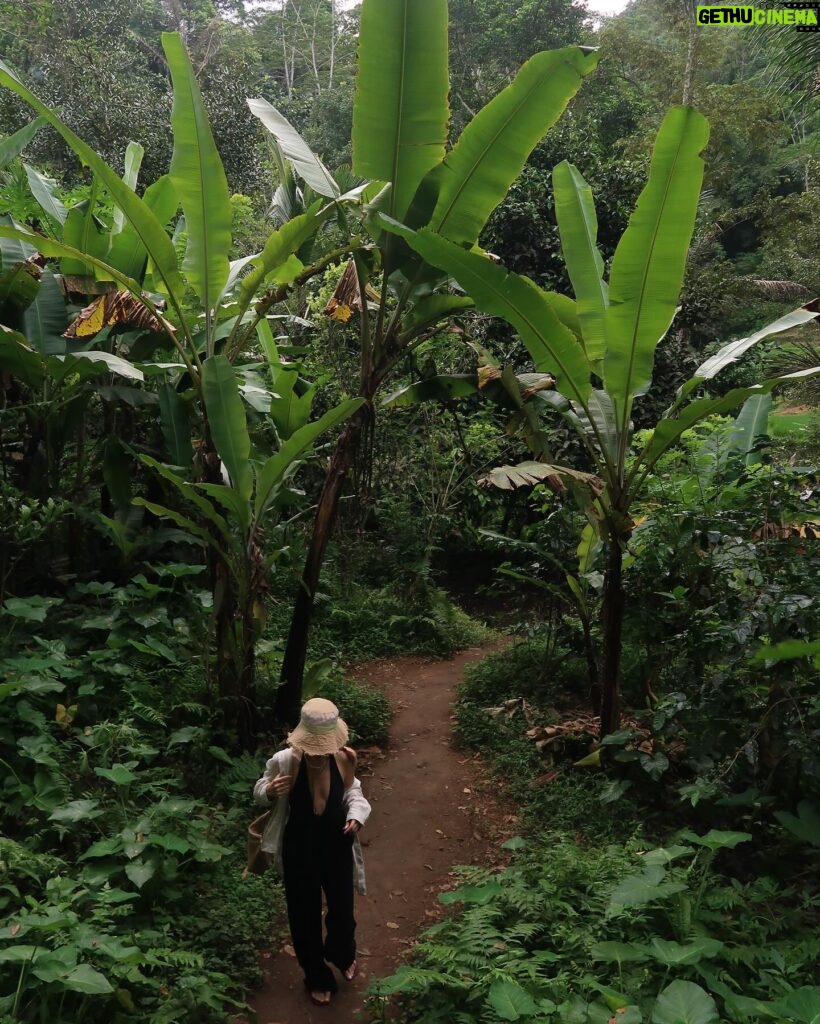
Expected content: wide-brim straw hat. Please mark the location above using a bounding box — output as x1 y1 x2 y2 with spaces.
286 697 348 755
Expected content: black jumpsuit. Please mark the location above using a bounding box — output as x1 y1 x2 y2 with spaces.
282 755 356 993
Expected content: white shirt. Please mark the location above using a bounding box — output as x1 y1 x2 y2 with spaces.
253 747 371 895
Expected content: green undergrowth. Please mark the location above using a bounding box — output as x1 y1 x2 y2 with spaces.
314 676 391 746
266 563 494 668
367 645 820 1024
369 831 820 1024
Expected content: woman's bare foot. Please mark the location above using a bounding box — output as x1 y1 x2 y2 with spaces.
343 959 358 982
309 990 332 1006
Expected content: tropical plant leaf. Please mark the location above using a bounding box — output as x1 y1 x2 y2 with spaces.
480 461 599 490
488 978 539 1021
427 47 598 246
50 799 103 823
383 374 479 408
158 382 193 466
162 32 231 316
112 141 145 236
0 115 46 168
591 942 649 964
124 858 156 890
108 174 179 282
727 393 772 466
399 294 475 339
61 350 144 381
23 268 66 355
24 163 68 225
236 201 327 310
0 331 44 387
352 0 449 221
652 981 719 1024
0 59 184 303
604 106 709 434
247 98 339 198
255 398 363 518
553 160 608 367
691 299 820 382
607 869 687 914
635 369 820 482
379 218 592 404
60 198 110 277
438 880 502 904
648 938 724 966
772 987 820 1024
773 802 820 847
201 355 253 502
678 829 751 850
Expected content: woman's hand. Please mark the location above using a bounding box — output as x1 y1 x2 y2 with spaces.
266 773 291 800
343 819 361 835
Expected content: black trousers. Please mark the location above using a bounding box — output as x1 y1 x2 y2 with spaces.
282 834 356 992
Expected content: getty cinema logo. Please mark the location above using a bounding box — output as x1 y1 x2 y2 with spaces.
696 1 820 26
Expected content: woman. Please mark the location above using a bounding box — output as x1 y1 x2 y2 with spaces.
253 697 371 1006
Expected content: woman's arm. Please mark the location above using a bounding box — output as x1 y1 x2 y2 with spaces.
339 748 371 831
252 749 290 806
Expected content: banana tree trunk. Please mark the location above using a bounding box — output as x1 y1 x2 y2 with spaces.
276 402 372 726
599 535 625 738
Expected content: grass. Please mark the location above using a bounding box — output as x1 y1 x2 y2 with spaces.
769 409 816 437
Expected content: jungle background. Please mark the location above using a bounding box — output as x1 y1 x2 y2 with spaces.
0 0 818 1021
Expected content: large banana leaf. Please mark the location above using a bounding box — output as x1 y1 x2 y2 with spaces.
112 142 145 237
236 201 328 309
553 161 608 368
23 268 67 355
727 393 772 467
162 32 231 316
158 382 193 467
426 47 599 246
247 98 339 198
107 175 179 283
24 164 68 225
61 200 109 277
692 299 820 382
0 116 45 168
604 107 709 433
379 217 592 405
0 59 184 305
201 355 253 503
138 455 234 548
352 0 449 221
255 398 364 519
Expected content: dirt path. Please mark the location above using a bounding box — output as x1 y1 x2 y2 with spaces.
247 644 516 1024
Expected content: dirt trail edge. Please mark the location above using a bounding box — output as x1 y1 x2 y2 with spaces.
247 644 516 1024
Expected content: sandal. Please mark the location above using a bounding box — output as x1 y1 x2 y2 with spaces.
343 959 359 982
309 991 332 1006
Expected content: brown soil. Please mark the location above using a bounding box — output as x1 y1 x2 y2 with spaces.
245 644 518 1024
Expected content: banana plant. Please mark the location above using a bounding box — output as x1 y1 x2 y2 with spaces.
134 354 362 745
256 0 599 724
0 35 363 746
379 106 820 737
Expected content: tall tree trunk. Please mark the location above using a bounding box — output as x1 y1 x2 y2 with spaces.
276 402 371 726
681 18 698 106
599 536 625 738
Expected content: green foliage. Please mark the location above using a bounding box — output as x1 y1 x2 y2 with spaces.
314 677 391 746
370 833 820 1024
